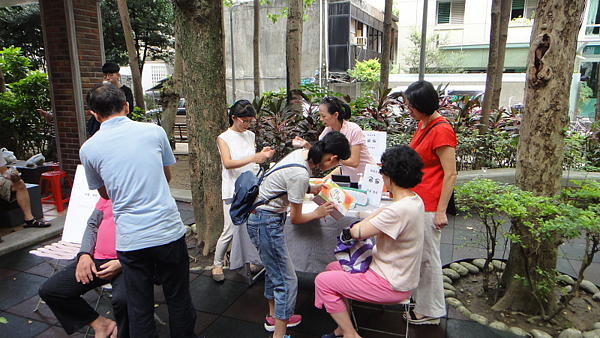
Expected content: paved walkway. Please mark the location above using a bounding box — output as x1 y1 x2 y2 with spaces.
1 167 599 337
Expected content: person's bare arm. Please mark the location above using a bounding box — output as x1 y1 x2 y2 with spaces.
288 201 335 224
164 165 172 183
340 145 361 168
97 186 109 200
434 145 458 230
217 138 273 169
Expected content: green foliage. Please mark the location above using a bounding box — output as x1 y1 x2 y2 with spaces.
0 46 31 83
266 0 315 23
403 27 464 73
0 5 44 70
578 82 593 113
101 0 175 69
347 58 381 96
0 47 52 160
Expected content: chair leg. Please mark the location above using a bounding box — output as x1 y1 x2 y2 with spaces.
154 312 166 326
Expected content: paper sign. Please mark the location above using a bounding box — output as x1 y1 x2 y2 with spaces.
363 131 387 163
61 165 100 244
362 164 384 206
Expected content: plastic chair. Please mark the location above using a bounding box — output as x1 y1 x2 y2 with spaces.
39 170 73 212
47 163 60 171
349 297 412 337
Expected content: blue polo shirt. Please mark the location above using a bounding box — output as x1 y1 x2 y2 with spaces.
80 116 185 251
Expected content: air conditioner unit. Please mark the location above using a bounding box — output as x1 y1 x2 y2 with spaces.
353 36 366 47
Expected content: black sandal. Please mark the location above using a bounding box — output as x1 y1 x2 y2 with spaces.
24 218 51 228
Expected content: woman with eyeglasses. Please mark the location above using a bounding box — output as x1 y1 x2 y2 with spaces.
295 96 376 182
404 80 457 325
212 99 275 282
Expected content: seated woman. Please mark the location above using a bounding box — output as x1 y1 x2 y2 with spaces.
314 145 425 338
39 197 128 338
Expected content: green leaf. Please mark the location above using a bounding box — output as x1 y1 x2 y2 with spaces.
0 317 7 324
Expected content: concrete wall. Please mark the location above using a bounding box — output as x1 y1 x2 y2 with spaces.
223 0 324 102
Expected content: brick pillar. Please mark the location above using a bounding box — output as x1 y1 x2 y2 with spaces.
39 0 103 179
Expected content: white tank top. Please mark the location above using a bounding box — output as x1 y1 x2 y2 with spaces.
217 128 256 200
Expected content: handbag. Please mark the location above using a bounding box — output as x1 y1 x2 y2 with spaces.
417 120 457 216
334 223 373 274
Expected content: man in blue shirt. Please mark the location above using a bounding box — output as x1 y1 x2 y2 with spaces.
80 83 197 338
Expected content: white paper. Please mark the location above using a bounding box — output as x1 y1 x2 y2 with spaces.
61 165 100 244
363 131 387 163
362 164 384 206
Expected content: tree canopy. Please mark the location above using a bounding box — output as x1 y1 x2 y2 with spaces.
101 0 175 71
0 5 44 70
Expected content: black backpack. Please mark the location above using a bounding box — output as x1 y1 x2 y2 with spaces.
229 163 308 225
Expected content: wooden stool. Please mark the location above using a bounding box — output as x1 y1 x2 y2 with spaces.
39 171 72 212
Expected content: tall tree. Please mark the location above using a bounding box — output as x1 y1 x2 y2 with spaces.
116 0 145 110
0 5 44 70
101 0 174 72
492 0 586 315
286 0 303 104
480 0 502 134
172 0 228 256
491 0 511 110
379 0 393 89
253 0 261 99
160 37 182 149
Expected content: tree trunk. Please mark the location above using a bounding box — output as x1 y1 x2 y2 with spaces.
379 0 393 89
479 0 501 134
172 0 228 256
253 0 260 99
116 0 145 111
160 37 182 149
499 0 586 316
491 0 510 110
0 66 5 94
286 0 303 105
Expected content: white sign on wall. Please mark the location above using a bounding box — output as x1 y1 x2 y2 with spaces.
362 164 384 207
363 131 387 163
62 165 100 244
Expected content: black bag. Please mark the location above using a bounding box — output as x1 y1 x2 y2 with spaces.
229 163 307 225
417 120 456 215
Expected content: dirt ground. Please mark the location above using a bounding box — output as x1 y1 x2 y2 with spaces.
170 154 191 190
453 272 600 337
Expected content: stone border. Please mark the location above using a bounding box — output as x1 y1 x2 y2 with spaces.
443 259 600 338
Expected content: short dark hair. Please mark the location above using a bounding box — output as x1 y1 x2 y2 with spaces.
228 99 256 126
380 145 423 189
403 81 439 116
320 96 352 122
102 62 120 74
86 83 127 118
308 131 351 164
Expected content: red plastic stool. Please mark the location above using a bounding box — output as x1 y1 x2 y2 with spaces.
47 163 60 171
39 171 73 212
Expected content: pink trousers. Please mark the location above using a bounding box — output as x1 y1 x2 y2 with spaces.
314 262 411 314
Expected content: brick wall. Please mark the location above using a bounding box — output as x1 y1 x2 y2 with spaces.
40 0 103 179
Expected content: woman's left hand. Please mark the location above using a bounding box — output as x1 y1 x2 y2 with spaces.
434 211 448 230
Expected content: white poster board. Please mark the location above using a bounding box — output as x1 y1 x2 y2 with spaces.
61 165 100 244
362 164 384 207
363 131 387 164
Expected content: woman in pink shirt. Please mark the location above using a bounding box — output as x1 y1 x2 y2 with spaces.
39 197 129 338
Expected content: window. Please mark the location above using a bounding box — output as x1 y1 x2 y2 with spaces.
511 0 537 20
437 1 465 25
586 0 600 35
151 65 166 85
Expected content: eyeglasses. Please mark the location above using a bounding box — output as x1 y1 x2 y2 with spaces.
236 117 254 125
405 102 414 110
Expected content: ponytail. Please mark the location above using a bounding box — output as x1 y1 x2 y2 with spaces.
321 97 351 122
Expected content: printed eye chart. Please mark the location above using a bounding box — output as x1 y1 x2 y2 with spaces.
62 165 100 244
363 131 387 164
362 164 384 206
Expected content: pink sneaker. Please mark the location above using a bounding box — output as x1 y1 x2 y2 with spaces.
264 314 302 332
